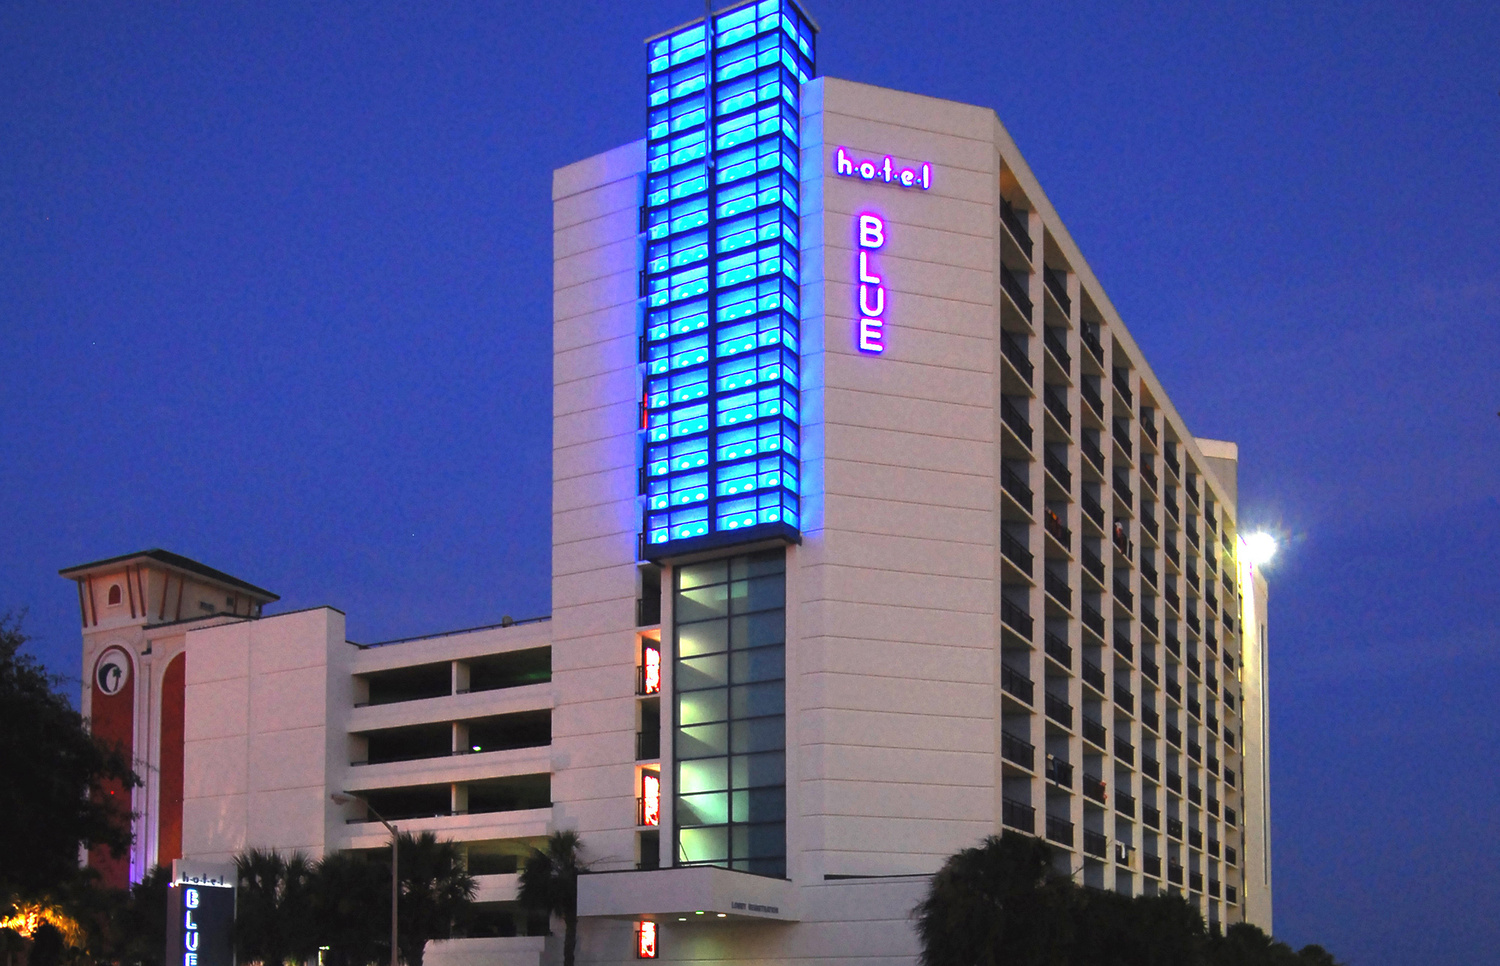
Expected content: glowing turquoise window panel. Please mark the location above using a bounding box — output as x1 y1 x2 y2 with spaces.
639 0 814 558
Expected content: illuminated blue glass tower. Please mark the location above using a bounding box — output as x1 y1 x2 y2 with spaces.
639 0 815 558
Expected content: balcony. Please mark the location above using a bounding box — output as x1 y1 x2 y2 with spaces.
1141 512 1159 543
1000 731 1035 770
1001 664 1035 705
1187 525 1201 549
1166 680 1182 703
1187 613 1202 636
1115 736 1135 764
1140 411 1159 445
1142 707 1160 733
1167 818 1184 839
1142 754 1160 780
1207 795 1220 816
1168 863 1184 885
1001 597 1033 638
1112 473 1133 509
1209 879 1221 899
1166 542 1181 568
1002 530 1034 574
636 730 660 760
1112 368 1133 406
1142 609 1159 635
1186 485 1200 507
1209 837 1221 858
1188 782 1202 804
1142 657 1159 684
1002 462 1033 510
1001 329 1034 384
1046 815 1074 846
1046 754 1074 787
1190 873 1203 893
1188 741 1202 762
1225 807 1238 827
1083 774 1108 804
1141 461 1158 492
1226 846 1238 866
1000 197 1034 260
1082 602 1106 638
1144 854 1162 878
1044 327 1072 371
1001 264 1033 317
1045 692 1073 727
1166 725 1182 748
1082 716 1107 749
1114 630 1133 663
1044 629 1072 668
1188 828 1203 850
1114 683 1134 714
1044 451 1072 492
1143 805 1161 830
1044 385 1072 433
1003 797 1036 833
1002 396 1034 449
1113 577 1134 610
1164 447 1181 477
1082 659 1106 693
1083 830 1108 859
1082 545 1105 583
1112 422 1133 459
1081 321 1104 363
1081 380 1104 418
1082 435 1104 472
1045 569 1072 608
1116 792 1136 818
1165 587 1181 613
1044 266 1071 315
1112 523 1133 558
1224 767 1237 788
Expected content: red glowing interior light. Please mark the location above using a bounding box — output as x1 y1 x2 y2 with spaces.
643 644 661 694
641 772 661 827
636 920 657 959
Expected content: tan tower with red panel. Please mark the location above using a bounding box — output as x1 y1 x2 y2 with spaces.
60 550 278 886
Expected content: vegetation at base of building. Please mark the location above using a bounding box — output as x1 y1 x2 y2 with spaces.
516 831 589 966
915 832 1341 966
0 611 147 966
232 833 476 966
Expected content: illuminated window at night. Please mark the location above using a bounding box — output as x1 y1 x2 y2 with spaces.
639 0 815 556
636 921 658 959
640 772 661 827
643 642 662 695
673 549 785 877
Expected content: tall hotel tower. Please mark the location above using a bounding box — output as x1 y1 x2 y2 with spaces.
64 1 1271 963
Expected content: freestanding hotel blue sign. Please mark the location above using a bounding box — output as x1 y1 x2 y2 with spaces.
638 0 815 558
166 861 235 966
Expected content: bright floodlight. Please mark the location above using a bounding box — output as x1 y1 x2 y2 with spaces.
1244 532 1277 566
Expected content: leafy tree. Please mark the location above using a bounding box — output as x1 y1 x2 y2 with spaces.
517 831 588 966
235 849 317 966
393 832 477 966
0 612 140 904
310 850 388 966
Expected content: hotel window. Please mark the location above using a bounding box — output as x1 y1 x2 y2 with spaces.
673 548 785 877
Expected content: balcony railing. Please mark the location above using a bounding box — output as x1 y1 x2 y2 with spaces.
1044 266 1071 315
1083 829 1108 858
1168 862 1184 885
1116 792 1136 817
1045 570 1072 608
1001 664 1035 705
1164 448 1181 477
1044 451 1072 492
1114 630 1134 662
1209 879 1221 899
1142 657 1160 684
1188 741 1202 762
1045 692 1073 727
1001 463 1033 509
1081 380 1104 418
1113 422 1133 459
1001 264 1033 316
1115 736 1135 764
1000 731 1035 770
1144 854 1162 877
1187 613 1202 635
1142 753 1160 780
1167 818 1184 839
637 595 662 627
1143 805 1161 830
1166 680 1182 703
1141 609 1159 635
1044 326 1072 371
1166 724 1182 747
1044 385 1072 433
1002 530 1034 573
1141 461 1158 492
1224 767 1237 788
1046 754 1074 787
1114 683 1134 714
1141 512 1159 543
1081 321 1104 363
1165 587 1181 612
1081 545 1105 583
636 730 661 760
1226 846 1238 866
1002 796 1036 833
1001 329 1034 384
1207 795 1220 816
1225 807 1238 827
1140 411 1159 445
1083 774 1108 804
1142 707 1160 733
1082 659 1106 693
1187 525 1201 549
1000 197 1034 260
1046 815 1074 846
1188 782 1202 804
1209 837 1221 858
1001 396 1033 447
1001 597 1033 638
1190 873 1203 893
1082 435 1104 472
1045 629 1072 668
1113 577 1134 610
1082 602 1106 638
1082 716 1107 748
1188 828 1203 850
1112 368 1133 406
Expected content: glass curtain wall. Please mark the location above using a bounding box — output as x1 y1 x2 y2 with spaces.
673 549 787 876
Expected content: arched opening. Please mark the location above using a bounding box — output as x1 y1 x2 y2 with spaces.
107 585 122 606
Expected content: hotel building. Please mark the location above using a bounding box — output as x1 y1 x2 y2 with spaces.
63 1 1273 962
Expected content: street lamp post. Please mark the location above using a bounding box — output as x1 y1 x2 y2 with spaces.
332 792 399 966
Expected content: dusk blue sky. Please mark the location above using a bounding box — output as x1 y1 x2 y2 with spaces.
3 2 1497 962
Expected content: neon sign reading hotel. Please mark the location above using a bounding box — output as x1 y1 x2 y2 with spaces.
834 147 932 190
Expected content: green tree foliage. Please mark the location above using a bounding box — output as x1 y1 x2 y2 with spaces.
310 851 388 966
235 849 317 966
915 832 1342 966
394 831 476 966
517 831 588 966
0 612 140 904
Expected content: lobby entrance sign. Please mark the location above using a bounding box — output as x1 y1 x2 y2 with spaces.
166 860 235 966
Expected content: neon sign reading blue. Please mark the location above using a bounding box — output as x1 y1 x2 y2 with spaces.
856 214 886 354
834 147 931 190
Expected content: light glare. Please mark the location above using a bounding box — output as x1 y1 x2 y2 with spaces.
1244 532 1277 566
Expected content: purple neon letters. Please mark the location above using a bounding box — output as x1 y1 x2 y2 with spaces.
835 147 931 190
856 214 886 354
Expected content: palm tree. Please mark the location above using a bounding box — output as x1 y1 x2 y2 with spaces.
310 850 388 966
517 831 588 966
234 849 316 966
392 832 476 966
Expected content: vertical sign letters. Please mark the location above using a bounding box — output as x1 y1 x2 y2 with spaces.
856 214 887 354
